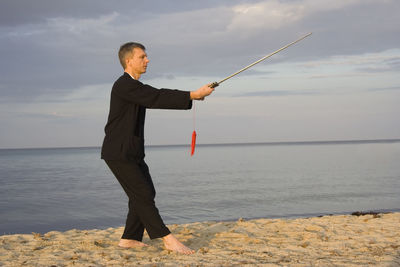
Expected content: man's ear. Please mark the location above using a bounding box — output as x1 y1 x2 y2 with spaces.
125 57 131 67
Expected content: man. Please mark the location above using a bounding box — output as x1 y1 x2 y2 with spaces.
101 42 214 254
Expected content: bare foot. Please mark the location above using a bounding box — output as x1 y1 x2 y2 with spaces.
118 238 149 248
162 234 195 255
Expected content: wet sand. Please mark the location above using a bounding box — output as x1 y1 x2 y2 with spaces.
1 212 399 266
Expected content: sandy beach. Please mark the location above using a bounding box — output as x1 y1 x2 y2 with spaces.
1 212 399 266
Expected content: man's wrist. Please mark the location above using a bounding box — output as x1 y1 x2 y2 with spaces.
190 91 198 100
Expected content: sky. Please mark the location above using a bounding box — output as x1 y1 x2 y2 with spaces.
0 0 399 149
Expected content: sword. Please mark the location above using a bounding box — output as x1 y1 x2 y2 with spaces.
210 32 312 88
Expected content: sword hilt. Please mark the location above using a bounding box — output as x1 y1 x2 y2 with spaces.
210 82 219 88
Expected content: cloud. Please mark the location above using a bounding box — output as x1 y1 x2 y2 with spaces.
1 0 399 103
0 0 187 26
357 55 400 73
1 0 400 148
0 13 121 102
235 90 316 97
301 49 400 67
366 86 400 92
227 0 365 32
14 111 76 122
229 1 305 31
297 49 400 77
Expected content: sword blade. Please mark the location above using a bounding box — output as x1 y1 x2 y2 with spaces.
211 32 312 88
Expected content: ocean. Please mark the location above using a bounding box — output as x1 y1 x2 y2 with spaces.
1 140 400 235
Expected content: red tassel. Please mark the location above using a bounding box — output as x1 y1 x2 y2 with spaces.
191 130 197 156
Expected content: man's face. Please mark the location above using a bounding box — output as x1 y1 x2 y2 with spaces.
126 48 149 74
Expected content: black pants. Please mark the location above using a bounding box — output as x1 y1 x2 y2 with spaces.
105 160 171 240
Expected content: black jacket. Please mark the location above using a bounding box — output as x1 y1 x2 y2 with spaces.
101 72 192 161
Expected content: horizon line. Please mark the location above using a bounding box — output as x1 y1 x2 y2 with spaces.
1 138 400 150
